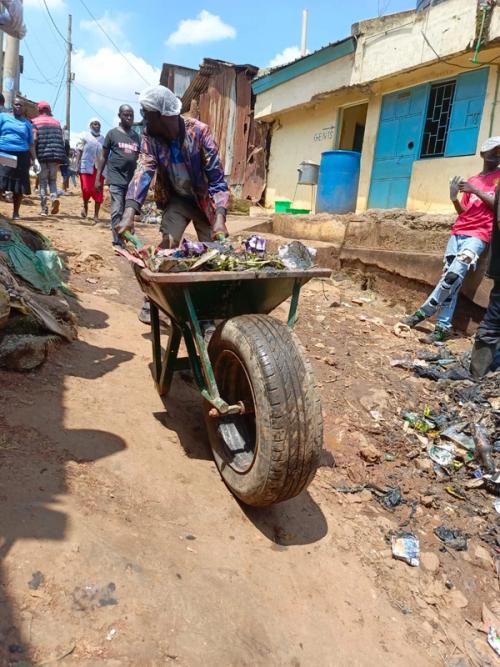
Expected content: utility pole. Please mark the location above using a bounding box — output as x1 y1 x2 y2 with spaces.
3 34 19 110
65 14 72 133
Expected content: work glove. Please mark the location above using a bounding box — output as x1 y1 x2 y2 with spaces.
32 159 41 175
449 176 461 201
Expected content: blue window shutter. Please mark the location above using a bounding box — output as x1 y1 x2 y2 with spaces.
445 68 489 157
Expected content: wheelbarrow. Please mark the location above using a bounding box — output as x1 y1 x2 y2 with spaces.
134 266 331 507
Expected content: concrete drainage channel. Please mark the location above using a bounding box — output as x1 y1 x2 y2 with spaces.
247 211 490 333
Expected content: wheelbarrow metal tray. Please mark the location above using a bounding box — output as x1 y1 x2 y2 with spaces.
136 267 331 323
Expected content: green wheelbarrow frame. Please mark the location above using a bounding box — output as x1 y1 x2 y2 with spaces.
134 267 331 416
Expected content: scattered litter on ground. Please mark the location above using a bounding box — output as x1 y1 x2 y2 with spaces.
488 627 500 657
28 571 45 590
434 526 468 551
71 582 118 611
377 487 403 510
428 442 455 466
391 532 420 566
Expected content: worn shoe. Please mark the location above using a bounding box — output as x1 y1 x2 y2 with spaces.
50 198 60 215
40 208 48 217
138 300 151 325
400 310 426 328
422 326 451 345
80 207 87 219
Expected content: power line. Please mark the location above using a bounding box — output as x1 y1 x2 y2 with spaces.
53 60 67 109
73 83 109 126
23 39 62 85
38 0 65 54
75 82 137 104
42 0 69 45
77 0 150 85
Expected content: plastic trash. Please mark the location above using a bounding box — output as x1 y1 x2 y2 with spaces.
377 487 402 510
28 571 44 590
473 423 496 475
278 241 316 270
403 411 436 433
434 526 468 551
391 532 420 566
181 239 206 256
441 426 475 452
493 498 500 514
428 443 455 466
244 235 266 253
488 627 500 657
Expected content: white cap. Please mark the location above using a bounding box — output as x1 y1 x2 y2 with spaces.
139 85 182 117
480 136 500 153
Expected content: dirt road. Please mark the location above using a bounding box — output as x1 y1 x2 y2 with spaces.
0 192 497 666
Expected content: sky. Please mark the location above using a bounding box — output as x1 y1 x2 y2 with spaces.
20 0 415 143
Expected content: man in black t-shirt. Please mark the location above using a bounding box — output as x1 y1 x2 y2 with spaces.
95 105 140 245
470 189 500 378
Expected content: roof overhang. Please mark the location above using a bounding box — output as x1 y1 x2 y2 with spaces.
252 37 356 95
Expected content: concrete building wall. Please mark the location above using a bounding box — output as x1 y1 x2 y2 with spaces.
254 54 353 120
266 101 337 210
352 0 478 85
256 0 500 213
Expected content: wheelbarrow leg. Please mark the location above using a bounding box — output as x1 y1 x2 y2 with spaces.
288 279 302 328
158 325 182 396
150 302 182 396
183 288 242 416
150 301 162 384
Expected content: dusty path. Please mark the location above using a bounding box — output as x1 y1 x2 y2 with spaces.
0 191 485 666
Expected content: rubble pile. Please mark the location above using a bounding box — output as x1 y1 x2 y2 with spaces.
0 220 76 371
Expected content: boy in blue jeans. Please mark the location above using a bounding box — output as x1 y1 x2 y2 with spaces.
402 137 500 343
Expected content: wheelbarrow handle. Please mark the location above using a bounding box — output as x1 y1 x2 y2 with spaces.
123 230 144 249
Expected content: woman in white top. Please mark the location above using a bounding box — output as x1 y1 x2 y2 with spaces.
76 118 105 223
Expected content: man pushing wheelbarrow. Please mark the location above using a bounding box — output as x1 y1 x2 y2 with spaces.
117 84 230 324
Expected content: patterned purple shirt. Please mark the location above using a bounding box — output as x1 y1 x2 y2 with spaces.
125 117 229 226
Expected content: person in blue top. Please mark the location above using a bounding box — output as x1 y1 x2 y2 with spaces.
0 97 39 219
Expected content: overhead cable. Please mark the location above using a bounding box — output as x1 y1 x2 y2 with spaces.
77 0 150 85
41 0 70 45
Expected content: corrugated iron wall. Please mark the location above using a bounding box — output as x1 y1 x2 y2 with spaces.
182 60 268 203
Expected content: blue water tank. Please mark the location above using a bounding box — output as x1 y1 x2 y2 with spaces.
316 150 361 214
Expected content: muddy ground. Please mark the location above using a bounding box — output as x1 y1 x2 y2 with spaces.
0 190 499 667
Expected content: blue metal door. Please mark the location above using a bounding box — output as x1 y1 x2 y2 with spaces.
368 84 428 209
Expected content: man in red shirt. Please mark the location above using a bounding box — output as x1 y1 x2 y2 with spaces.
402 136 500 343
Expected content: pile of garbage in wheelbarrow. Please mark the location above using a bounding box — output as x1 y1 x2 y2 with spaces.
117 233 318 273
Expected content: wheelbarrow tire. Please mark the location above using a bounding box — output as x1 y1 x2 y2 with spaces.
204 314 323 506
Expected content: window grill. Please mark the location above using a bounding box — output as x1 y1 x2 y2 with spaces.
420 80 456 158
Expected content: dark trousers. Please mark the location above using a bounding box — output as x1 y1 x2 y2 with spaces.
160 196 211 248
476 280 500 346
109 183 127 245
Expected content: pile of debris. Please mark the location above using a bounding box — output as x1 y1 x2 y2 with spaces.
118 234 317 274
0 219 76 371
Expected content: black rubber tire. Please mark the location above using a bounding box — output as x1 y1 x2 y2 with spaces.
203 314 323 507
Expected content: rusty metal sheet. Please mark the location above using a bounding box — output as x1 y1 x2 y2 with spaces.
242 119 269 203
231 69 253 186
179 58 266 201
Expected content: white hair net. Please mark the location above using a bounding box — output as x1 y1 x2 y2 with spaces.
481 136 500 153
139 85 182 117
